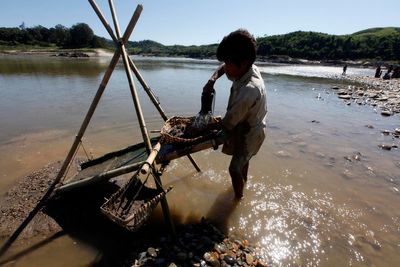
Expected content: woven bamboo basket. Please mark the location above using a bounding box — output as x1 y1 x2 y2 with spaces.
100 177 172 232
160 116 221 144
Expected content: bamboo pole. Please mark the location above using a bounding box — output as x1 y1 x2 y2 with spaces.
108 0 152 153
0 3 143 258
55 161 145 194
140 142 161 174
108 0 176 237
89 0 200 172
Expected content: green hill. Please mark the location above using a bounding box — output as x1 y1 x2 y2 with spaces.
1 24 399 61
351 27 400 37
256 27 400 61
126 27 399 61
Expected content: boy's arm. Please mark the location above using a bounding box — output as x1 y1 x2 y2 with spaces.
203 64 225 93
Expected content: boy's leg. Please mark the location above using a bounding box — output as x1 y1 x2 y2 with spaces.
242 162 249 182
229 155 249 199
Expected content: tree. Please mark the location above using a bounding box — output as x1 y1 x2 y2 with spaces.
68 23 94 48
48 24 70 46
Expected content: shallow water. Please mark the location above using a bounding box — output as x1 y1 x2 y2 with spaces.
0 55 399 266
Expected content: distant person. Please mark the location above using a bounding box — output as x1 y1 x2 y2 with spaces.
388 65 393 73
382 70 391 80
342 64 348 75
392 66 400 79
374 65 382 78
202 29 267 199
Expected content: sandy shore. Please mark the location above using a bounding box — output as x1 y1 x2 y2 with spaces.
0 48 113 58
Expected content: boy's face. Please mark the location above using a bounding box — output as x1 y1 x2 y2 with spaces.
224 61 249 81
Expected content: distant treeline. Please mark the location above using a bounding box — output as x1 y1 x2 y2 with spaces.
257 28 400 61
0 23 109 48
1 24 399 61
129 27 400 61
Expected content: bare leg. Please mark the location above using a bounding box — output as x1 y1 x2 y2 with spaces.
229 168 244 199
229 156 249 199
242 162 249 183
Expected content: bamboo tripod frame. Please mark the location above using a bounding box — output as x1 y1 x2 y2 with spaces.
0 0 203 257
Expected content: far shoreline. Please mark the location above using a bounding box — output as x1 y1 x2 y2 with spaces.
2 47 399 68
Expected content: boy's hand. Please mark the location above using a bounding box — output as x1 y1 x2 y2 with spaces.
203 80 215 94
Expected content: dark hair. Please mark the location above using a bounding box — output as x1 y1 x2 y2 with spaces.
217 29 257 66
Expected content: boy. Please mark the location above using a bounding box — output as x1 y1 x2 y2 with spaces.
204 29 267 199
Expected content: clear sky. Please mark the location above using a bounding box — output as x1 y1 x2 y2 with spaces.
1 0 399 45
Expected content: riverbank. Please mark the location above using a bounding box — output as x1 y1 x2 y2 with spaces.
332 75 400 116
2 47 398 68
0 48 113 58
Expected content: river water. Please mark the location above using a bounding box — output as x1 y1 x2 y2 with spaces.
0 55 399 266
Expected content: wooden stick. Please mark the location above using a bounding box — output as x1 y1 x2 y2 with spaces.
140 142 161 174
108 0 152 153
55 161 145 194
108 0 177 239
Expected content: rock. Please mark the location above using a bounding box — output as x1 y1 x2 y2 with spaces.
214 243 227 254
245 253 254 265
256 260 270 267
379 144 392 150
331 86 340 90
138 252 147 265
204 252 220 267
381 130 391 135
147 247 157 257
395 128 400 134
381 110 393 116
339 95 351 100
168 263 178 267
365 124 374 129
275 150 292 158
342 169 355 179
223 255 237 265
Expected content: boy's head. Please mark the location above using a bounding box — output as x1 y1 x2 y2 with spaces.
217 29 256 66
217 29 257 81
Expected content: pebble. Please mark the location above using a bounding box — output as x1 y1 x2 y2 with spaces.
147 247 157 257
379 144 393 150
223 255 237 265
339 94 351 100
275 150 292 158
246 253 254 265
127 218 266 266
381 110 393 116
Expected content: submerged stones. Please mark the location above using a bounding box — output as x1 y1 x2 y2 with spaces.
378 144 397 150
